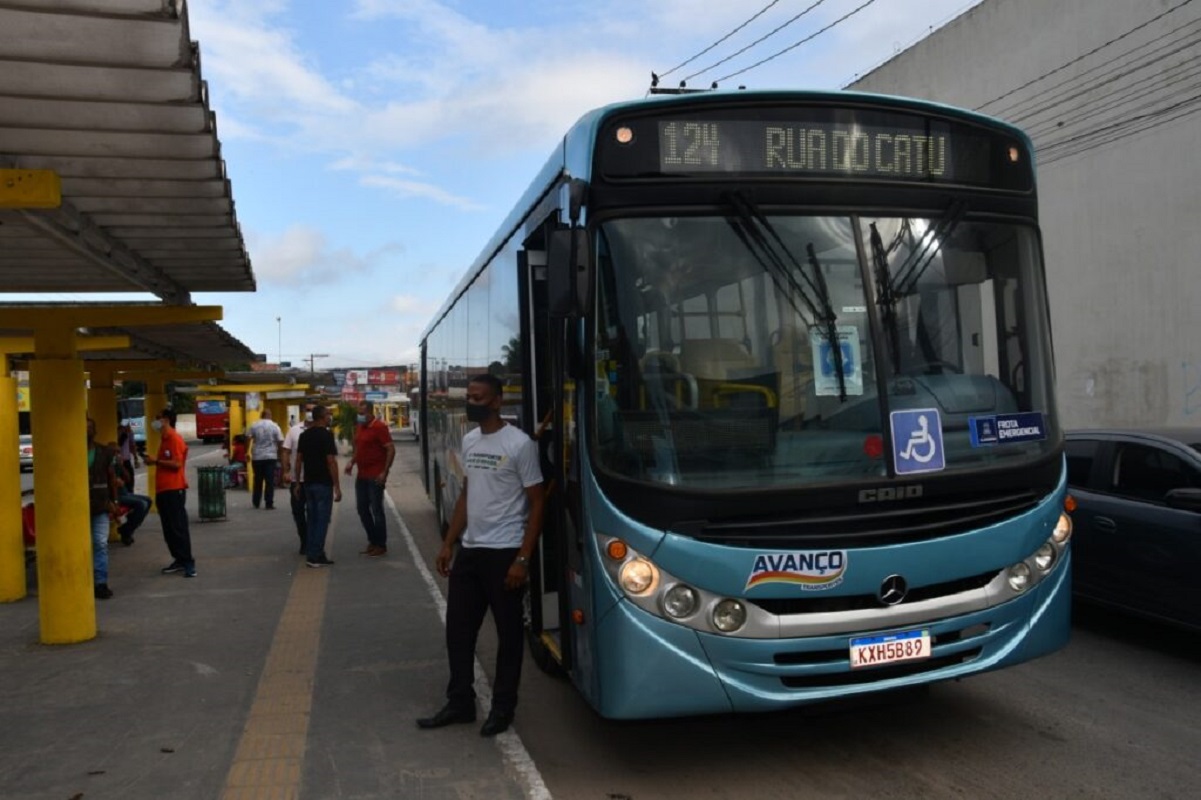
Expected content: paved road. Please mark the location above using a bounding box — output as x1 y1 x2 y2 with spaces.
394 435 1201 800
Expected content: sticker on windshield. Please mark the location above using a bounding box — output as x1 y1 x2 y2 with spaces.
969 412 1047 446
810 326 863 397
745 550 847 592
890 408 946 474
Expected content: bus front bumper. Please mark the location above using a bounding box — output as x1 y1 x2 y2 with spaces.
592 553 1070 719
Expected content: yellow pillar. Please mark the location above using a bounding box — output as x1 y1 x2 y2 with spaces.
0 368 26 602
87 368 119 446
244 393 262 490
144 379 167 506
87 367 121 543
229 396 244 442
30 327 94 644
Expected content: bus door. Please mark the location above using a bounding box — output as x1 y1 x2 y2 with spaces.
521 225 587 681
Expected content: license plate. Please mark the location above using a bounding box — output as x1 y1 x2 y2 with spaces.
849 629 931 669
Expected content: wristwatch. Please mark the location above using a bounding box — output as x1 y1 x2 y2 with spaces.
515 555 529 567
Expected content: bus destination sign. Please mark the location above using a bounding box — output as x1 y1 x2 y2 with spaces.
659 119 957 181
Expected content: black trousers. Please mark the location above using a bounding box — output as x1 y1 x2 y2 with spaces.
445 546 525 715
251 459 277 508
156 489 193 565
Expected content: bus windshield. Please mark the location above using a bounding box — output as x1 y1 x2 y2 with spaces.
592 212 1057 490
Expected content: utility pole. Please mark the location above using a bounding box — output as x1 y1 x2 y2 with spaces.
307 353 329 377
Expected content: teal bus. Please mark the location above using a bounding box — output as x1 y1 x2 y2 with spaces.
416 90 1072 718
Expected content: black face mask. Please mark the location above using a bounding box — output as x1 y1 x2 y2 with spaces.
465 402 490 423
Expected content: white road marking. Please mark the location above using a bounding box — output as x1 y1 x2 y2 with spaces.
385 492 553 800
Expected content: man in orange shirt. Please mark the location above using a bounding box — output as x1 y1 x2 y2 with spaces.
144 408 195 578
344 400 395 556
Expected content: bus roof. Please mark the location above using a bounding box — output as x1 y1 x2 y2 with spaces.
418 89 1034 344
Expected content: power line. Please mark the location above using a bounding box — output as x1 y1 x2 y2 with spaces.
712 0 881 85
681 0 831 84
657 0 784 80
975 0 1198 111
996 21 1201 123
1024 58 1201 142
1037 89 1201 165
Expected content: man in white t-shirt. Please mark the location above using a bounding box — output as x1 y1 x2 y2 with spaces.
279 409 311 554
417 374 544 738
247 409 284 510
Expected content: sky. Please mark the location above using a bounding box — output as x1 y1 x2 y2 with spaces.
175 0 984 371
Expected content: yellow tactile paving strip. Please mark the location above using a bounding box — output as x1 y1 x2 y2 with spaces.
220 511 337 800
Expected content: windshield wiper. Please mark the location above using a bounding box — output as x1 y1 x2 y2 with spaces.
869 221 903 375
722 191 848 400
806 243 847 401
890 200 968 296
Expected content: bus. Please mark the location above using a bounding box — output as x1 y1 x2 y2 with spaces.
408 387 421 441
117 397 146 454
416 90 1072 719
195 395 230 443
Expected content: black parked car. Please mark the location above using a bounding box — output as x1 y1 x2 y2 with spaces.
1065 428 1201 632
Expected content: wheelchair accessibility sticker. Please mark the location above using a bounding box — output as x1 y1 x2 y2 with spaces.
809 326 864 397
890 408 946 475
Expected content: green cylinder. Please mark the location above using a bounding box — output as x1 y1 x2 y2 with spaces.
197 466 227 521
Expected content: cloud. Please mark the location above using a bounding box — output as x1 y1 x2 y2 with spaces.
246 225 404 286
360 175 485 210
390 294 425 314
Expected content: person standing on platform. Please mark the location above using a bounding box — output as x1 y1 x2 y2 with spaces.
86 419 121 600
417 374 545 737
144 408 195 578
293 405 340 568
247 408 283 510
280 408 311 555
344 400 395 557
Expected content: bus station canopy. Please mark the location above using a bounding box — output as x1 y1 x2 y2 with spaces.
0 0 255 305
0 302 256 368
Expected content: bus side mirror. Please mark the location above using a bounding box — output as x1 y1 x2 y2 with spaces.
548 226 591 318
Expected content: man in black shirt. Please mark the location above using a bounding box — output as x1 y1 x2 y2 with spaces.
292 405 341 567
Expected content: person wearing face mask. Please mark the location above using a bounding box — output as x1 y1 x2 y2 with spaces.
279 408 313 554
144 408 195 578
344 400 395 557
417 374 544 738
293 404 341 567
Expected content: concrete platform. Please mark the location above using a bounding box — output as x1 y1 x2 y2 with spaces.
0 434 544 799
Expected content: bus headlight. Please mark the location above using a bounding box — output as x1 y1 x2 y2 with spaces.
1007 562 1031 593
712 599 747 633
1052 513 1072 544
620 558 658 596
662 584 699 618
1033 542 1056 572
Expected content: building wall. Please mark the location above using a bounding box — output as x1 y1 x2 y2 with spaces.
851 0 1201 427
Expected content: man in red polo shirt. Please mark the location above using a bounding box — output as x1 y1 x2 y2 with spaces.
345 400 395 556
144 407 195 578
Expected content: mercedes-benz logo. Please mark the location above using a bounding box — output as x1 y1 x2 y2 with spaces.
878 574 908 606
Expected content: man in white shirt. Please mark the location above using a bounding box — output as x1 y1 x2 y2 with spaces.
247 408 284 510
417 374 544 738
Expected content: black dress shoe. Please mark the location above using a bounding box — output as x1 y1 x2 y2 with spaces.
416 704 476 729
479 710 514 737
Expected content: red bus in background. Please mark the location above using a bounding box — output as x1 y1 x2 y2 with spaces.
195 395 230 443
